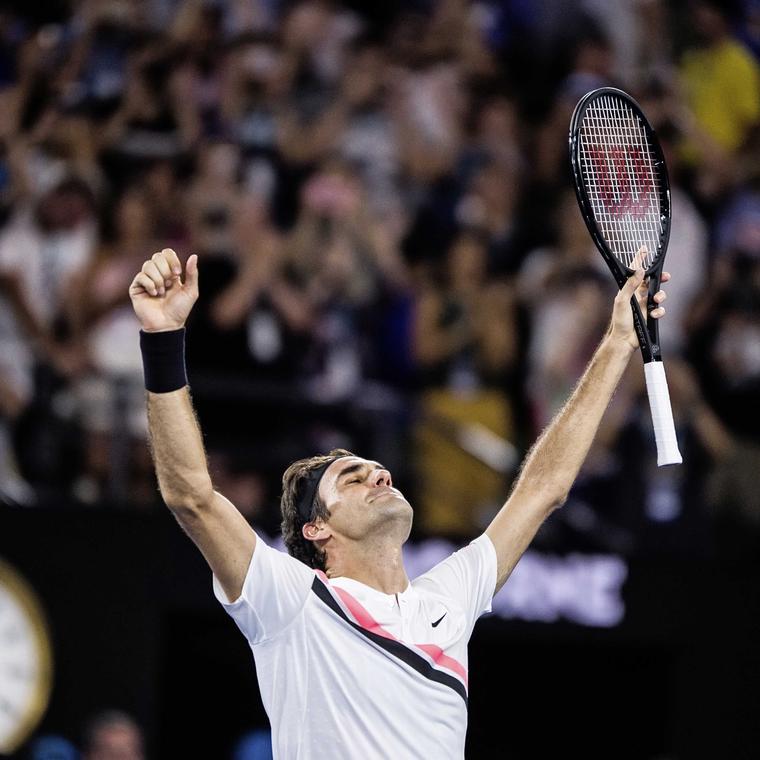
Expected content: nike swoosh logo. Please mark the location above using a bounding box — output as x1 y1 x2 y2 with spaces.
431 613 447 628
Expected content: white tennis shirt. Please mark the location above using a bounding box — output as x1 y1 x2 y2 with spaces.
213 533 497 759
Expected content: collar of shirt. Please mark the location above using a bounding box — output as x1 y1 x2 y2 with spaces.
329 575 416 610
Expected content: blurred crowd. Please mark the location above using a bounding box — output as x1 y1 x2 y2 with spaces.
28 709 272 760
1 0 759 558
28 710 146 760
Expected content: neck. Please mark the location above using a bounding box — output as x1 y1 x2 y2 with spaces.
325 536 409 595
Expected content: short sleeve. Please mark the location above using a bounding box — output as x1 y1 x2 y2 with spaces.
212 533 315 645
412 534 497 631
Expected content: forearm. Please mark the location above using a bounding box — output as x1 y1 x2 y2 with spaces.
513 333 634 508
131 252 257 602
486 266 667 590
485 332 634 590
147 388 214 511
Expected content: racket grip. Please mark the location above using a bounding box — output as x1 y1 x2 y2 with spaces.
644 361 683 466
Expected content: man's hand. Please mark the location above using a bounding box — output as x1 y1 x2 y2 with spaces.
609 246 670 350
129 249 199 333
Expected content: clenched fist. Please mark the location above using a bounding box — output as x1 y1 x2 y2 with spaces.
129 249 199 333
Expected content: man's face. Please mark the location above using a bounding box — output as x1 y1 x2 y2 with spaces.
314 456 412 543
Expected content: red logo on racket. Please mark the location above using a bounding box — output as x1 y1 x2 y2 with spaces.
588 146 651 217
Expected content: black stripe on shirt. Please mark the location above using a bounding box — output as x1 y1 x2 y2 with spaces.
311 576 468 705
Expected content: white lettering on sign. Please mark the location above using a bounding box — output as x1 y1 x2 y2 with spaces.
403 541 627 628
490 552 627 627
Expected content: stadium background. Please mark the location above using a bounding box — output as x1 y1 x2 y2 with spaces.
0 0 759 757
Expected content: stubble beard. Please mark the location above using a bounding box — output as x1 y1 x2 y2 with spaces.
369 494 413 545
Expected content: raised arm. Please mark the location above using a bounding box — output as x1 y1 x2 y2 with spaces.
129 249 255 601
485 267 670 592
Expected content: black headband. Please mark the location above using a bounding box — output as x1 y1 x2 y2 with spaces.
295 455 349 524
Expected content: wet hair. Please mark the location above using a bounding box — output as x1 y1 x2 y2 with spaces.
280 448 355 570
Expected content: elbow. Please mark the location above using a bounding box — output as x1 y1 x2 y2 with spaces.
540 479 570 511
511 480 568 515
550 490 569 511
161 479 215 516
532 488 568 516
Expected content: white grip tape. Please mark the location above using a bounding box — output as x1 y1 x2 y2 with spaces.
644 361 682 466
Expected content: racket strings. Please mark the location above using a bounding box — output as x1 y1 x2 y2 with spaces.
578 96 664 270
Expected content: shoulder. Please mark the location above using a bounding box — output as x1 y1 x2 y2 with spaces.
413 535 496 591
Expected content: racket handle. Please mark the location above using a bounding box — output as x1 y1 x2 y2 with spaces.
644 361 683 466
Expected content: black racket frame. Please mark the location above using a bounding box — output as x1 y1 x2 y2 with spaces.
569 87 672 363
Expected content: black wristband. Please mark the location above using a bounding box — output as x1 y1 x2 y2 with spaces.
140 328 188 393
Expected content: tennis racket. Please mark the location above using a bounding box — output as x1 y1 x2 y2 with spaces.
569 87 682 466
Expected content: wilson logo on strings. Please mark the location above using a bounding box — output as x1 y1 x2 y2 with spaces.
587 146 653 217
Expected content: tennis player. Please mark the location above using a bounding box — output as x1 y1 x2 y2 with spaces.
130 248 668 758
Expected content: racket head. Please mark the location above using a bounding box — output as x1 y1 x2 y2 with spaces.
569 87 671 286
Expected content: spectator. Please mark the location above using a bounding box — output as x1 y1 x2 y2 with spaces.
679 0 760 164
223 33 287 205
81 710 144 760
68 187 160 505
100 46 196 180
519 191 613 429
0 177 97 407
28 734 79 760
281 160 408 401
413 231 519 535
455 158 525 274
0 0 754 556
